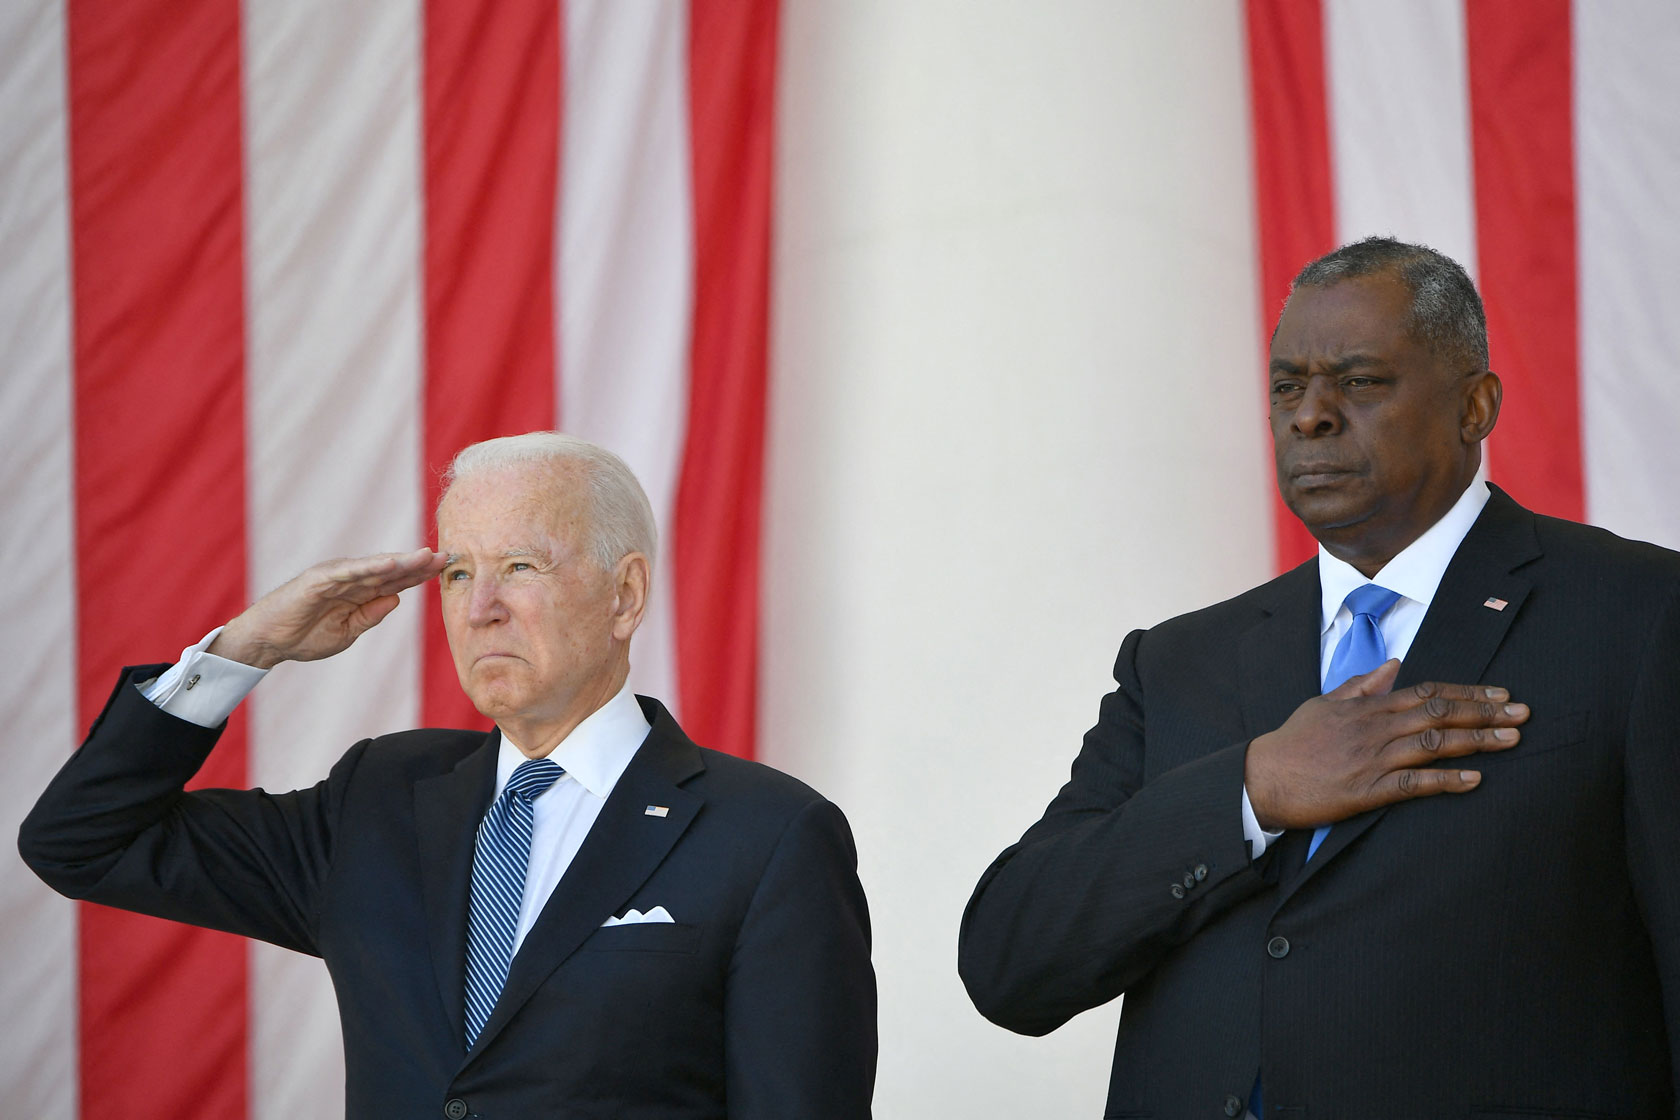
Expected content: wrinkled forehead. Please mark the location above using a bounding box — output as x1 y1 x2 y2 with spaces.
436 462 589 545
1270 275 1420 363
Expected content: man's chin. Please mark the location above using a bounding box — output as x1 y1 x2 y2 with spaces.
462 674 531 720
1282 490 1373 538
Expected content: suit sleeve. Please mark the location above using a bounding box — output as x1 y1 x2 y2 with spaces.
958 628 1272 1036
723 796 877 1119
1620 581 1680 1105
17 665 360 956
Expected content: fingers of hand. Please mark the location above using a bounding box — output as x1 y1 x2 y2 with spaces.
1405 679 1512 705
1398 723 1520 762
1387 689 1529 737
352 594 403 632
316 550 445 600
1380 766 1481 803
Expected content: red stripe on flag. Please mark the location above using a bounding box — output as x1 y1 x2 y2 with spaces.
675 0 779 760
67 1 250 1116
421 0 561 731
1466 0 1582 520
1244 0 1336 572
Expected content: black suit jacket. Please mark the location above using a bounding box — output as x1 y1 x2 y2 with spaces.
20 683 876 1119
959 488 1680 1119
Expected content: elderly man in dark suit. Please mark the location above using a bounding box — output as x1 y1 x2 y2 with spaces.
959 238 1680 1118
22 433 876 1119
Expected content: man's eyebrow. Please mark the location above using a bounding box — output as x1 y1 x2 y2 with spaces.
1269 353 1386 376
1324 353 1385 372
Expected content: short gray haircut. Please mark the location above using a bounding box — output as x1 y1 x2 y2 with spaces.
1287 236 1489 371
441 432 658 571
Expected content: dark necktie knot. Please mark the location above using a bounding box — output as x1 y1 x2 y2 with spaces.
504 758 563 802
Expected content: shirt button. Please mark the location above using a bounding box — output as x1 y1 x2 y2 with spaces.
1194 863 1209 881
443 1098 469 1119
1268 935 1291 959
1224 1093 1244 1117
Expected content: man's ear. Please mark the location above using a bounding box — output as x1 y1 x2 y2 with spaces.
1462 369 1501 443
610 552 650 641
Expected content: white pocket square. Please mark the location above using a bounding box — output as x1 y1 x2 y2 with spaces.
602 905 675 927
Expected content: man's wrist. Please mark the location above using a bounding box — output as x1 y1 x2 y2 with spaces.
205 617 279 670
1243 785 1276 866
142 627 268 727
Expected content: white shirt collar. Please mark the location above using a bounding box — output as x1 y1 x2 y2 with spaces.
493 681 651 801
1317 480 1491 632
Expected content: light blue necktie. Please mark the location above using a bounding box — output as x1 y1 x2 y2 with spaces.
1251 583 1402 1117
1307 583 1402 860
464 757 563 1048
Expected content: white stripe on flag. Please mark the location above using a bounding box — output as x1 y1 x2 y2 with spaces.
559 0 695 713
1577 0 1680 551
1325 0 1477 270
243 2 426 1117
0 2 78 1116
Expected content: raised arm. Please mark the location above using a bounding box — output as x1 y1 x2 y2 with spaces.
210 548 445 668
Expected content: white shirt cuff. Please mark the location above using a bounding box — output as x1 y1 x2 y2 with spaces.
1241 784 1283 861
138 626 268 728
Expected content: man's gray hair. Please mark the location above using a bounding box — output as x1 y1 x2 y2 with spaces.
1288 236 1489 371
442 432 658 571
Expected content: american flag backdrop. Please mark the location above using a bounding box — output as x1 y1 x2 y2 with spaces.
2 1 774 1117
1247 0 1679 565
2 2 1678 1119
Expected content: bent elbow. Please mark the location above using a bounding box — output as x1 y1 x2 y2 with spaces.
17 808 101 900
957 940 1075 1038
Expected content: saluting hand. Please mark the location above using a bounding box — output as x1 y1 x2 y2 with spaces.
1244 659 1529 832
207 548 448 670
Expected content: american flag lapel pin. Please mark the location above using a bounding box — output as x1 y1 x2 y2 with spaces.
1483 596 1508 611
645 805 669 818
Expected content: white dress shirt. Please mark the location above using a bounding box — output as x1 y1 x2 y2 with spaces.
1240 480 1491 858
140 633 651 953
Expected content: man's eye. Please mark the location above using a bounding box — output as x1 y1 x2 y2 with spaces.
510 561 533 572
1270 381 1302 397
444 569 468 582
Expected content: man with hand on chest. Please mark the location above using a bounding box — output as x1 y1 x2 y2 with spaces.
959 238 1680 1118
22 432 876 1119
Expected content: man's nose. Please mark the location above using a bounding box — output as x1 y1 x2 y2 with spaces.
466 575 506 624
1291 376 1341 436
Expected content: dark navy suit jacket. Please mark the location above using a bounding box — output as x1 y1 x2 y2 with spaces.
22 685 876 1119
960 488 1680 1118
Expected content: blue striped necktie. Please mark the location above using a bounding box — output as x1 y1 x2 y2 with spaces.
464 757 563 1048
1308 582 1402 860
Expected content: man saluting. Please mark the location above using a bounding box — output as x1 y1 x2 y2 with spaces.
23 432 876 1119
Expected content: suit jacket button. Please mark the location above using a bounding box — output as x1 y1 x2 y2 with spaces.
1171 884 1185 899
1224 1092 1244 1117
1267 935 1290 959
444 1098 469 1119
1182 872 1196 889
1194 863 1208 881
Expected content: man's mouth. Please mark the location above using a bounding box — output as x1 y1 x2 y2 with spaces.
1288 463 1360 488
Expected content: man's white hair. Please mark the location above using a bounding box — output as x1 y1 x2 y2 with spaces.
441 432 658 572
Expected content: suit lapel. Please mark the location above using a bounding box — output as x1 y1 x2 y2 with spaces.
1291 488 1541 877
1239 559 1323 742
1233 562 1326 906
465 699 704 1062
413 730 501 1046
